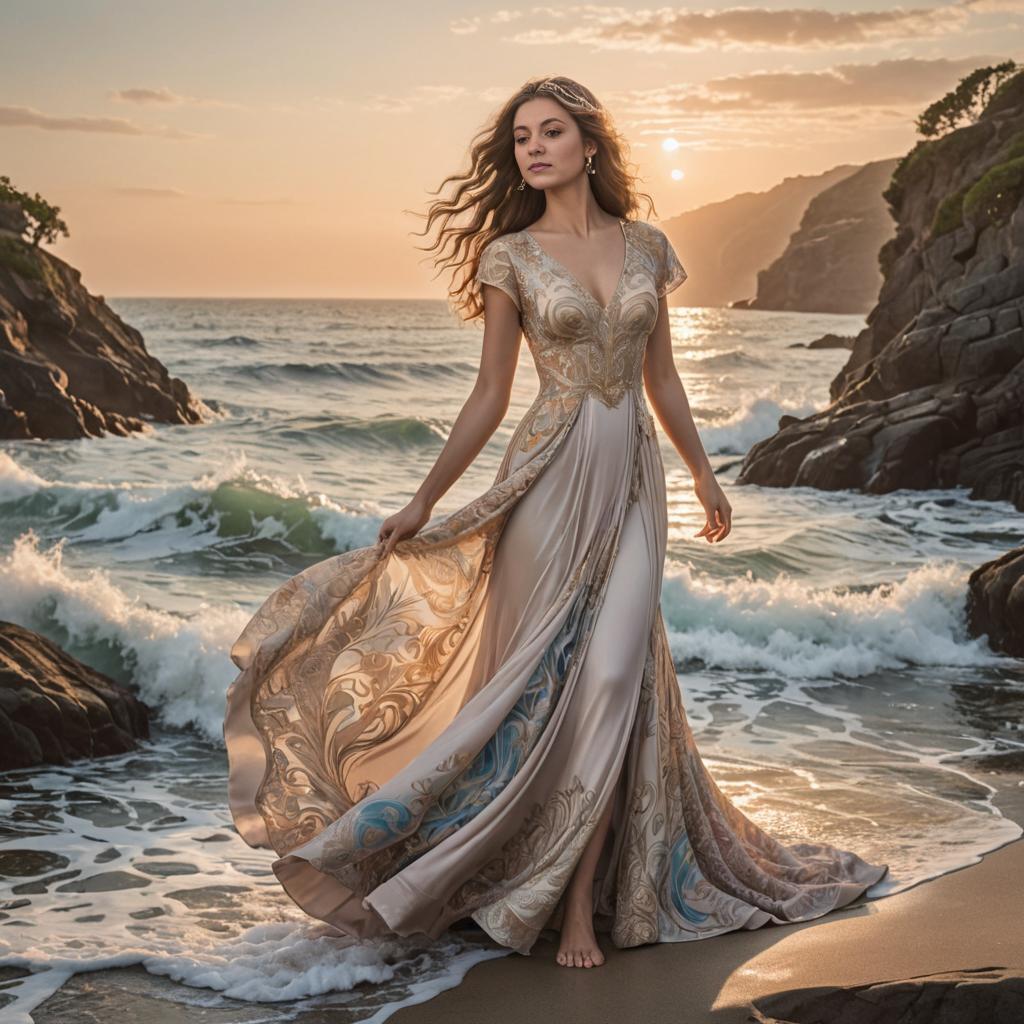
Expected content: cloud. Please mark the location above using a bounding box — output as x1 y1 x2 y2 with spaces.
487 2 1014 52
688 55 1004 109
353 55 1007 130
215 196 299 205
959 0 1024 11
362 84 470 113
450 16 481 35
0 104 199 138
615 55 1008 148
109 86 244 109
111 186 189 198
110 87 184 105
105 185 298 204
450 8 525 34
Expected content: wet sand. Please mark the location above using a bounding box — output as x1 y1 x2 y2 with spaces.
390 836 1024 1024
26 835 1023 1023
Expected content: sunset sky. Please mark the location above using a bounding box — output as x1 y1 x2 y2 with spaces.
2 1 1022 298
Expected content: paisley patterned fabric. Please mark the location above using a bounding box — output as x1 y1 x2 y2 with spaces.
223 218 888 956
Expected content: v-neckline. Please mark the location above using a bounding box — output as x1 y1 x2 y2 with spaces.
520 218 629 316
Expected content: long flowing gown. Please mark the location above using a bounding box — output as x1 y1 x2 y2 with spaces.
223 218 889 956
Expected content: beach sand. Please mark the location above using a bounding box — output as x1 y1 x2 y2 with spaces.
26 835 1022 1023
389 836 1024 1024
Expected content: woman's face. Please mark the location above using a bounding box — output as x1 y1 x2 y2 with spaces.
512 96 593 190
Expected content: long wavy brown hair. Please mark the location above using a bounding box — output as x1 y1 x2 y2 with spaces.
407 75 657 324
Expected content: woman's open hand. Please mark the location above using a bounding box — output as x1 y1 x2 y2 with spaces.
693 469 732 544
377 496 433 558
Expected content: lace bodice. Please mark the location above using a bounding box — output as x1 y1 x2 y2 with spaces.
476 218 687 454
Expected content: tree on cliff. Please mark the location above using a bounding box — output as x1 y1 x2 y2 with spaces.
0 175 69 246
915 62 1019 138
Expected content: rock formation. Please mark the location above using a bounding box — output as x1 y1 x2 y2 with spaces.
658 164 864 308
787 332 856 350
966 545 1024 657
737 72 1024 513
0 200 206 440
0 620 151 770
737 158 899 314
750 966 1024 1024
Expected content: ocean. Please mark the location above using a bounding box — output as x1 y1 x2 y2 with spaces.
1 296 1022 1022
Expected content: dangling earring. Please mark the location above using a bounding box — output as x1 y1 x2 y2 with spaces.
517 178 526 191
585 154 596 175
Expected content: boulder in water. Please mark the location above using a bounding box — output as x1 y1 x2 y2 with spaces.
966 545 1024 657
0 620 151 770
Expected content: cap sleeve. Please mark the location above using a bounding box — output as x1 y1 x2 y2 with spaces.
653 227 687 298
476 238 521 312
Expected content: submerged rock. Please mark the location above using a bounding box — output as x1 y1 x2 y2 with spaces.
0 620 151 770
787 332 856 350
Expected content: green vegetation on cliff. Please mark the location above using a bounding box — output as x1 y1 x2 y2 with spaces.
963 155 1024 229
0 236 41 280
929 133 1024 238
0 175 68 247
884 63 1021 218
915 61 1018 137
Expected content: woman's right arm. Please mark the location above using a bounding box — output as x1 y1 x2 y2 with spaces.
377 284 522 556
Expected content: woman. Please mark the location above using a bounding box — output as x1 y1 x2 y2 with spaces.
224 75 888 972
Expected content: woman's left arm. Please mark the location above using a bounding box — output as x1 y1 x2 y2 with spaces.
642 297 732 544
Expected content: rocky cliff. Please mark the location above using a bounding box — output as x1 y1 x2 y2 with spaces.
739 158 899 314
0 201 206 440
659 164 863 308
737 71 1024 512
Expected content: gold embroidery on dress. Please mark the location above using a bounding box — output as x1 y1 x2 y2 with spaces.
235 399 586 855
476 221 675 456
446 774 600 934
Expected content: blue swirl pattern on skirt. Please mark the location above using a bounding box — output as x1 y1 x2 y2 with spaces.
348 580 593 863
668 833 711 924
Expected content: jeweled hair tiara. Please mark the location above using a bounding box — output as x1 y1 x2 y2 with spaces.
536 79 599 113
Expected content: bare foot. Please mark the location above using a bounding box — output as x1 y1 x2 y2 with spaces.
555 898 606 968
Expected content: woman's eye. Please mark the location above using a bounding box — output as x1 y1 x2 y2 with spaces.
515 129 561 144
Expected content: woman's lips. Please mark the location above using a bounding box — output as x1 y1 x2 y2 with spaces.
529 164 551 171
